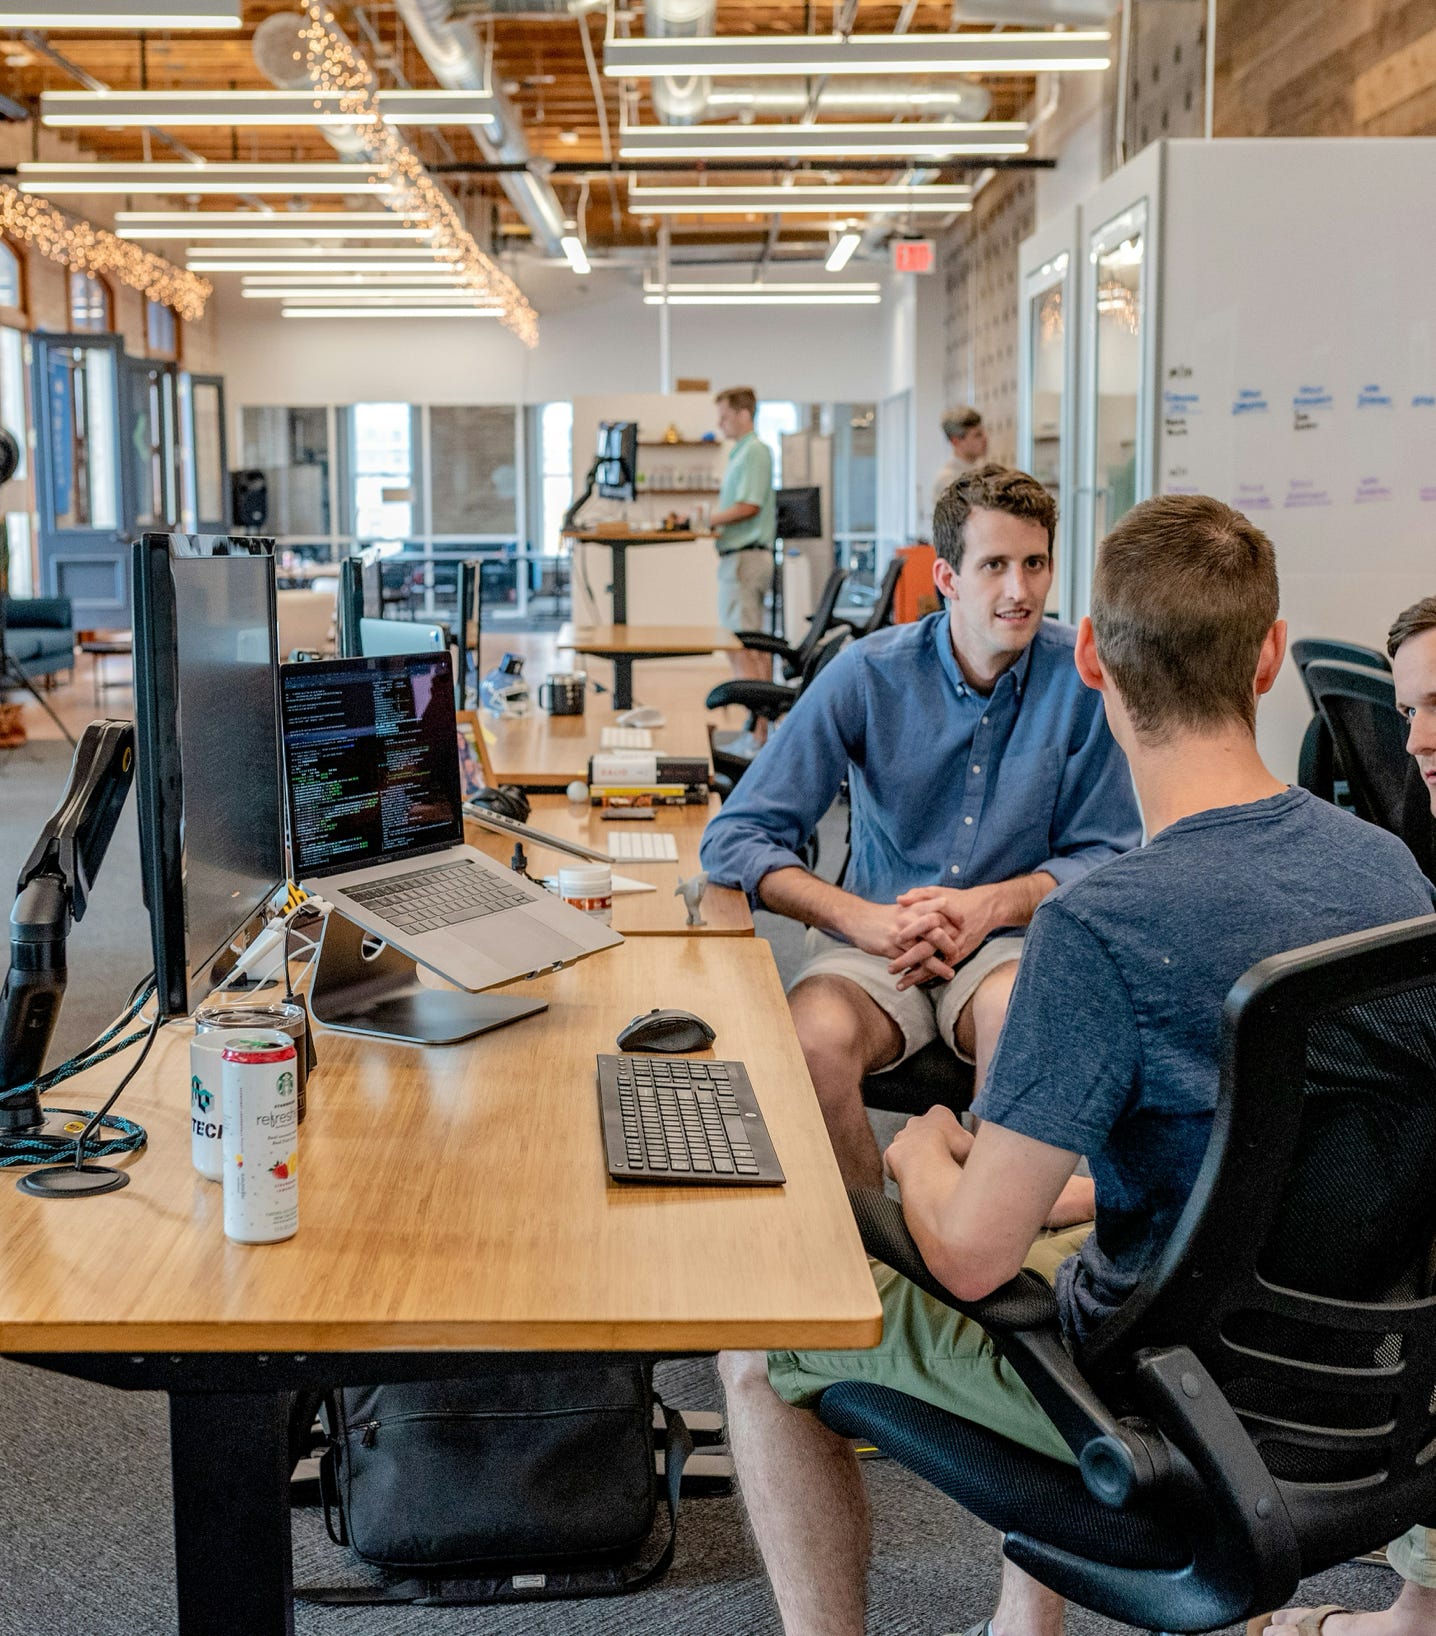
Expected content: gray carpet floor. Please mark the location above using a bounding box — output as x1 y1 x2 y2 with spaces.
0 736 1402 1634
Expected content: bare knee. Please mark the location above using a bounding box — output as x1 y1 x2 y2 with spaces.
971 961 1018 1041
790 977 898 1078
719 1347 775 1400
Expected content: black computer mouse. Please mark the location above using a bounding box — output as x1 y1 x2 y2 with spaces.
616 1008 716 1054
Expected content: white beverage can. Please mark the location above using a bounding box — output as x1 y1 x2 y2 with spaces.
220 1031 299 1245
188 1027 232 1182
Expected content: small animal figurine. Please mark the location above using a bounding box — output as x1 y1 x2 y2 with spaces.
675 872 708 928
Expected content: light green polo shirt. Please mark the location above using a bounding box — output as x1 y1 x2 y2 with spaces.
715 431 776 556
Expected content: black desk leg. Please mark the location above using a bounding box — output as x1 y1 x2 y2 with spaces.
169 1391 295 1636
610 542 628 625
612 656 635 711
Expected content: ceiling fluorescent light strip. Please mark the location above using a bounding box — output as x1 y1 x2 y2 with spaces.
118 211 428 228
248 289 490 301
644 293 881 306
191 258 461 274
41 90 496 129
280 306 502 318
618 123 1028 159
560 235 591 275
826 232 861 273
1 0 238 25
604 31 1110 78
189 245 450 260
240 273 471 285
644 280 879 294
19 163 392 196
627 184 973 215
121 225 436 241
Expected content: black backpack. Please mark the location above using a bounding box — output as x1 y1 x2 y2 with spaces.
303 1359 691 1607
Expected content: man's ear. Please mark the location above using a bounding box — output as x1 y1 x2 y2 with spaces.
1253 618 1288 698
933 554 960 602
1074 616 1106 692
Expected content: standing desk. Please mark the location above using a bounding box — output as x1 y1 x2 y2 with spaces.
465 792 752 936
562 526 701 628
559 623 742 710
0 937 878 1634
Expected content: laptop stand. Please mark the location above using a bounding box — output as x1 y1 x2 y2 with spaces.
308 910 547 1046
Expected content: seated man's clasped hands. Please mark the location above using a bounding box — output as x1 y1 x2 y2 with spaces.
701 464 1142 1187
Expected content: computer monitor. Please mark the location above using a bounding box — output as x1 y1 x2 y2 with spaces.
358 616 447 658
132 533 287 1019
458 557 484 709
776 486 822 541
596 419 638 502
337 550 392 658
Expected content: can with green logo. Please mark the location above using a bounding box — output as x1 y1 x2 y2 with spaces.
220 1030 299 1245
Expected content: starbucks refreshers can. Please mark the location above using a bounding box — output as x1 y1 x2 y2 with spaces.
221 1032 299 1245
196 999 310 1123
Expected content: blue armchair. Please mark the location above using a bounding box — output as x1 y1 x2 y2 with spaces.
3 597 76 685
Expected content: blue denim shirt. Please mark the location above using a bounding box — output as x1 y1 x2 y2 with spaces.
699 612 1141 911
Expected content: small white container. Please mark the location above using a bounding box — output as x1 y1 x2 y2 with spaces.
221 1031 300 1245
188 1028 233 1182
558 863 613 925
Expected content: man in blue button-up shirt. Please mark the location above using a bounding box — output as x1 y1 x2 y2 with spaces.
701 464 1141 1186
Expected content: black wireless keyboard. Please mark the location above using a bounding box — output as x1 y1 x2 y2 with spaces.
597 1055 785 1186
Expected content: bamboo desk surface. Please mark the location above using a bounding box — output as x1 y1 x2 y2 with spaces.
481 700 719 788
0 938 879 1356
464 793 752 937
559 623 744 655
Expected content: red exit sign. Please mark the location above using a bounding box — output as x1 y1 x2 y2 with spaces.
892 238 935 274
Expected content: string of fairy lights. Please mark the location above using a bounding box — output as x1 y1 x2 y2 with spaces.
0 184 211 322
300 3 539 347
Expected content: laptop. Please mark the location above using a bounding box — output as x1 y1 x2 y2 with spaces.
279 651 622 990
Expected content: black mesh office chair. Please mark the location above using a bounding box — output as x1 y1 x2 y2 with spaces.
1290 641 1391 804
734 568 850 681
1303 660 1410 827
836 556 903 642
705 629 851 793
819 915 1436 1634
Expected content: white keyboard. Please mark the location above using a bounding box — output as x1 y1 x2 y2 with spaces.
601 726 654 750
607 830 680 863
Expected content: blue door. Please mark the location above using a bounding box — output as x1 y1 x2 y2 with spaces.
32 332 126 629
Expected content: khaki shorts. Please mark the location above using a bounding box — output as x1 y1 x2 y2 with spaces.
1389 1525 1436 1589
716 547 773 633
768 1225 1091 1465
790 927 1026 1070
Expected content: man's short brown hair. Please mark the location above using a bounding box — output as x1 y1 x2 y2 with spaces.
1092 494 1279 738
932 462 1057 573
1387 596 1436 659
715 386 757 416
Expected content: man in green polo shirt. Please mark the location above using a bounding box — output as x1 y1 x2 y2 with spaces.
711 385 777 682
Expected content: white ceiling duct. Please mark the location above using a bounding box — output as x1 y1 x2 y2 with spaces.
393 0 566 256
949 0 1115 23
707 77 992 121
252 12 370 163
645 0 715 125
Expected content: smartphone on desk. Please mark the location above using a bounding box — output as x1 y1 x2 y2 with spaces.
601 809 656 821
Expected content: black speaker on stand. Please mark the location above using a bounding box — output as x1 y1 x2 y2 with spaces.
230 469 269 534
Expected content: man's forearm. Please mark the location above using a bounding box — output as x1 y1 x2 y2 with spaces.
991 871 1058 928
757 866 871 940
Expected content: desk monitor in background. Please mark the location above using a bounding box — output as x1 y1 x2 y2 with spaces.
458 557 484 709
132 532 288 1020
775 486 822 541
336 550 390 657
597 419 638 502
358 616 446 658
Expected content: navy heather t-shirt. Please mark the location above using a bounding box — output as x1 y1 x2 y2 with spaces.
971 788 1436 1350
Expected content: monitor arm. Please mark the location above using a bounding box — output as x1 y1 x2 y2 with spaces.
562 456 603 532
0 720 136 1131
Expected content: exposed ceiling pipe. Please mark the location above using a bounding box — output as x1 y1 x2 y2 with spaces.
949 0 1116 22
251 12 372 164
645 0 715 126
392 0 566 255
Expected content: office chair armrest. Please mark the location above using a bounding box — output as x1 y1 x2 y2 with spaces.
847 1188 1174 1507
734 631 794 659
703 680 798 719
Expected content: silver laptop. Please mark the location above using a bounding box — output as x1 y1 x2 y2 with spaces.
279 651 621 989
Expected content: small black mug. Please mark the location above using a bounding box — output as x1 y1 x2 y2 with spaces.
539 671 587 716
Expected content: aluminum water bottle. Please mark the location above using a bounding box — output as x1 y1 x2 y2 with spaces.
188 1024 232 1182
221 1031 299 1245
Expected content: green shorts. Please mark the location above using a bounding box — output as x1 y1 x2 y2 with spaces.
768 1224 1091 1467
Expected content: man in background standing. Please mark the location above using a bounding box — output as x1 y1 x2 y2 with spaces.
932 405 989 527
710 386 777 682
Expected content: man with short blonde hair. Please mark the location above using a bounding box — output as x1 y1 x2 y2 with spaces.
711 386 776 683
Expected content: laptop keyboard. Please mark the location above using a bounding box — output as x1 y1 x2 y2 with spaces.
345 860 531 935
608 831 680 863
598 1055 784 1186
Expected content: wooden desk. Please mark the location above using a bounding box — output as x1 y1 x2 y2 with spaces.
465 793 752 936
0 938 877 1632
560 623 743 709
482 697 718 788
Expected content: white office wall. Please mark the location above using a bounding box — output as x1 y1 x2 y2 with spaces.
213 264 898 409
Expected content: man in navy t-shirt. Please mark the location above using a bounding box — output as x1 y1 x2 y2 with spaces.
720 496 1436 1636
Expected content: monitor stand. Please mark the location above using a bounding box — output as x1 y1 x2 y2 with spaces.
308 911 547 1046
